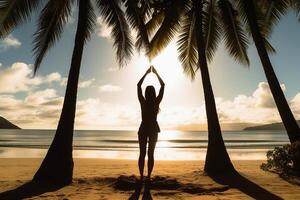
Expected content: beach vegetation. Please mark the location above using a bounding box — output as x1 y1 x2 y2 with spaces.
261 141 300 183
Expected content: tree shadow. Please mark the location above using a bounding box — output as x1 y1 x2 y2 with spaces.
142 182 153 200
0 180 65 200
209 170 283 200
128 182 143 200
128 181 153 200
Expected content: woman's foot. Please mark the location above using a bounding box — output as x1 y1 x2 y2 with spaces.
145 176 151 185
138 176 144 183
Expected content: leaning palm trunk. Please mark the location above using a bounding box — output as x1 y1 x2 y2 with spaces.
243 0 300 143
33 0 88 184
194 0 235 174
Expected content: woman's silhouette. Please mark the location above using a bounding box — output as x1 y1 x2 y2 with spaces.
137 66 164 181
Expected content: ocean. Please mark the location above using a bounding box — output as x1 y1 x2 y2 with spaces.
0 129 289 160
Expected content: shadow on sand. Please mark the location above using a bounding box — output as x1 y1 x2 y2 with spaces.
128 182 153 200
115 175 229 199
209 170 283 200
128 183 143 200
2 173 277 200
0 181 65 200
142 185 153 200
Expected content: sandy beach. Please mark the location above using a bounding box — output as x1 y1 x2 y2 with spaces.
0 158 299 199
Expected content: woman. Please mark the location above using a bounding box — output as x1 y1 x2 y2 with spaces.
137 66 165 181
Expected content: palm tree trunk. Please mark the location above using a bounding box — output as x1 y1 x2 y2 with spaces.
194 0 235 174
243 0 300 143
33 0 88 184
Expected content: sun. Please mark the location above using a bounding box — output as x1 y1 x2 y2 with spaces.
150 42 182 80
134 42 184 91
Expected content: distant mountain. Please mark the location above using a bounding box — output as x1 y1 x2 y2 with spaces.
244 120 300 131
175 122 259 131
0 116 21 129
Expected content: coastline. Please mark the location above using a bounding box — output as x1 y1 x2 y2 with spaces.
0 158 299 199
0 129 290 161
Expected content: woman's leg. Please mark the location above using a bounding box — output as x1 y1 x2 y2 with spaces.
147 133 158 179
138 134 147 180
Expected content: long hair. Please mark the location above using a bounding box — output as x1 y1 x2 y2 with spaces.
145 86 159 114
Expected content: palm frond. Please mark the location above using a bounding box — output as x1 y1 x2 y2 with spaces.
32 0 73 74
96 0 133 66
81 0 96 42
218 0 249 65
0 0 40 38
140 0 152 20
177 9 198 80
145 11 164 38
236 0 277 55
257 0 289 27
263 37 276 54
124 0 149 52
203 0 221 62
235 0 287 36
289 0 300 21
147 0 188 60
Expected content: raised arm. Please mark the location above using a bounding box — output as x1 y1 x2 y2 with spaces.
137 67 151 102
153 67 165 103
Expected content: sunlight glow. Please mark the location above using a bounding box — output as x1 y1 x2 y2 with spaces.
134 42 184 92
0 147 269 160
158 130 182 141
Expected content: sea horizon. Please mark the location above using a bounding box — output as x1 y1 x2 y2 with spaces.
0 129 289 160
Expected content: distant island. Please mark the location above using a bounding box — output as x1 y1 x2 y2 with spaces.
175 122 260 131
244 120 300 131
0 116 21 129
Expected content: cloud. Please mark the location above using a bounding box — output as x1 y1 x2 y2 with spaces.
0 34 21 52
0 63 2 67
0 89 64 128
291 93 300 107
252 82 285 108
79 78 95 88
107 66 118 72
46 72 62 82
0 77 299 130
60 78 68 86
25 89 58 105
96 17 112 39
75 98 139 129
290 93 300 119
161 82 297 130
0 63 62 93
98 84 122 92
0 90 138 129
215 82 287 124
0 63 41 93
155 82 297 130
60 77 96 89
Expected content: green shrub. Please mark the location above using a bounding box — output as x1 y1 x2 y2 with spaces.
261 141 300 177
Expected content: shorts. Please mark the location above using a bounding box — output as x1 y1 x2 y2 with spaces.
138 121 160 136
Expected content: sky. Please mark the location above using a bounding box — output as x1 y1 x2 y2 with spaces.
1 6 300 130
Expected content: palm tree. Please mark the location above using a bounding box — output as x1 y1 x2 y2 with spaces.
33 0 134 184
1 0 134 184
237 0 300 143
192 0 236 174
32 0 97 184
146 0 253 174
0 1 41 38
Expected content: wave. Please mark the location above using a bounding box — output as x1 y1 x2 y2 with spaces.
99 139 288 143
0 142 289 150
